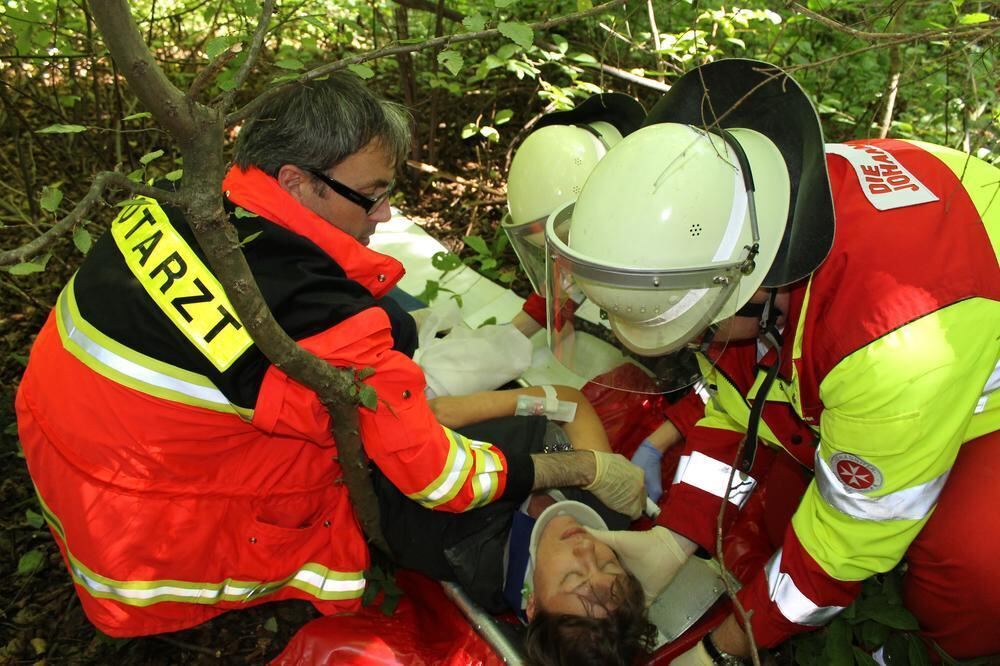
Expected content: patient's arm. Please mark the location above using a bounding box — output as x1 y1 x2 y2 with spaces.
429 385 611 452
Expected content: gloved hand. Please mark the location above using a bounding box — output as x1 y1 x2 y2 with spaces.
630 439 664 503
583 451 645 519
669 640 714 666
584 525 688 604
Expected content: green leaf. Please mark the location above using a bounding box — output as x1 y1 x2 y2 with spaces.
438 49 463 76
460 123 479 139
275 58 304 70
416 279 440 304
495 109 513 125
864 605 919 631
36 123 87 134
465 235 490 255
495 0 516 6
576 0 593 9
73 227 93 255
205 36 233 59
496 43 519 61
234 206 257 219
237 230 263 248
39 185 63 213
357 367 376 380
17 549 45 575
58 95 81 108
139 149 164 166
823 619 854 666
122 111 152 122
498 21 533 49
8 253 51 275
347 63 374 79
358 384 378 410
906 634 932 666
432 251 463 271
25 509 44 529
263 617 278 633
958 12 991 24
851 646 878 666
463 13 487 31
165 169 183 182
479 126 500 142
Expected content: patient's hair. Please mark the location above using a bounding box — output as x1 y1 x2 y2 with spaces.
524 572 657 666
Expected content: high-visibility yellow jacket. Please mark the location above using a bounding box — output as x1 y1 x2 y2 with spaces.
661 139 1000 646
15 166 530 637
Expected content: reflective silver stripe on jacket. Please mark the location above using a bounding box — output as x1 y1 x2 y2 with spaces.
766 549 845 626
672 451 756 508
976 359 1000 414
815 451 948 521
60 290 232 408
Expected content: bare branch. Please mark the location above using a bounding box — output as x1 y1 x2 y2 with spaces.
392 0 463 23
217 0 277 110
227 0 628 126
787 2 1000 43
89 0 193 139
189 42 243 102
716 436 762 666
0 172 181 267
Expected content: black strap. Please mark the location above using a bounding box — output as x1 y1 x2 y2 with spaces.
740 290 783 473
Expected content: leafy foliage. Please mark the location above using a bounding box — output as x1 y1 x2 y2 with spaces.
0 0 996 663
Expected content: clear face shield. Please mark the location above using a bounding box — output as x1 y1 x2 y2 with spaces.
544 203 758 394
501 212 547 295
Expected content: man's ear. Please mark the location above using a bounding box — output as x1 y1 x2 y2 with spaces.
276 164 308 203
525 593 536 621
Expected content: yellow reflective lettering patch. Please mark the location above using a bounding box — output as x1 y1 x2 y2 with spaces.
111 199 252 371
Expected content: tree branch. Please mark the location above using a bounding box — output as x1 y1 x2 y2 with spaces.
217 0 276 110
392 0 462 23
787 2 999 43
227 0 628 126
0 172 181 267
88 0 392 554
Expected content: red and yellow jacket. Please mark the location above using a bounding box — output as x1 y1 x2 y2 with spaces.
15 166 530 637
661 140 1000 645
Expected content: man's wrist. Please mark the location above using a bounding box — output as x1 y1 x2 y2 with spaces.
530 450 595 490
702 631 749 665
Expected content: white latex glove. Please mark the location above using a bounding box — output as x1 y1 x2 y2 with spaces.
584 525 688 604
670 640 714 666
583 451 645 519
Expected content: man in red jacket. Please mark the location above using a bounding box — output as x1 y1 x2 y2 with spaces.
15 73 644 637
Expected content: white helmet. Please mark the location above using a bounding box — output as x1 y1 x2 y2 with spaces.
544 59 834 392
503 93 645 294
563 123 789 356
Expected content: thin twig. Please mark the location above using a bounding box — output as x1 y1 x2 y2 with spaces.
787 2 999 42
188 42 244 101
0 172 182 267
217 0 276 110
227 0 628 126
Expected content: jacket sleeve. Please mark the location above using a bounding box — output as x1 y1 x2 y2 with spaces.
252 307 534 513
657 384 765 547
736 298 1000 647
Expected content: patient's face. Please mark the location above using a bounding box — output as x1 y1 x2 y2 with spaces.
529 515 626 618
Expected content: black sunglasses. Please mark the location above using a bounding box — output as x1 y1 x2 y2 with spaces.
307 169 394 215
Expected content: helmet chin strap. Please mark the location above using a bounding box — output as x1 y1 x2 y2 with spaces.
739 289 783 473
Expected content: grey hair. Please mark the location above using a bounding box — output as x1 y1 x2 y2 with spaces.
233 72 412 176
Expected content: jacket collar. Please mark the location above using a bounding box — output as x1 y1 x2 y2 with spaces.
222 166 403 298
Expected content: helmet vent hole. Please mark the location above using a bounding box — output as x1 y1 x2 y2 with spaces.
690 224 703 237
574 157 583 166
572 185 581 194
